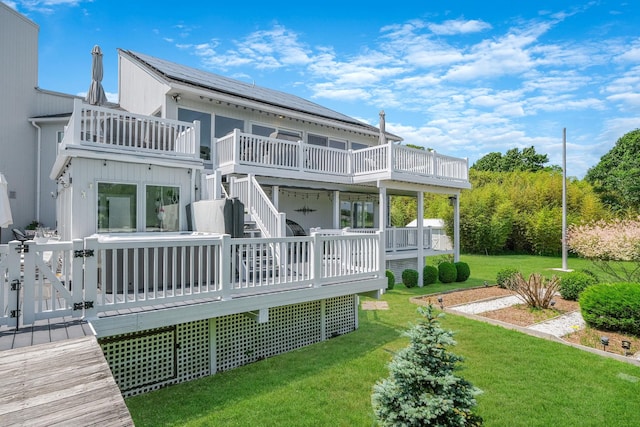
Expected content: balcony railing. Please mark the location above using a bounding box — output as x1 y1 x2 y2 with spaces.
216 130 469 186
0 231 383 328
60 99 200 160
317 227 452 253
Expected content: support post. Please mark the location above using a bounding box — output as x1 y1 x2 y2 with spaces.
453 194 460 262
333 191 340 229
378 185 387 276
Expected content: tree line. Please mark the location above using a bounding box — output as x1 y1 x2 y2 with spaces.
390 129 640 256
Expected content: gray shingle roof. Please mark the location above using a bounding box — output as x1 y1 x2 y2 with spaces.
122 50 380 133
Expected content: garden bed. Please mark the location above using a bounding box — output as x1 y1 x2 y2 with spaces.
413 286 640 358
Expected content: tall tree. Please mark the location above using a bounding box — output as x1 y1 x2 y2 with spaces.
472 146 549 172
585 129 640 215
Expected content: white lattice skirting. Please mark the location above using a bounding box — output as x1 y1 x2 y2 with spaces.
100 294 357 397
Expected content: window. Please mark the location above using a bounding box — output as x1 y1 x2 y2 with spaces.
340 200 374 228
178 108 212 161
252 124 275 137
308 134 327 146
308 133 347 150
56 131 64 143
146 185 180 231
98 183 137 232
214 115 244 138
328 138 346 150
351 142 368 150
353 201 374 228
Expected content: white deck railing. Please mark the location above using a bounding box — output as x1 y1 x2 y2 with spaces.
0 232 382 327
321 227 452 252
60 99 199 159
230 175 285 238
216 130 469 184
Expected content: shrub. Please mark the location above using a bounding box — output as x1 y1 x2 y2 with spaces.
559 271 598 301
496 267 519 288
385 270 395 290
454 262 471 282
402 269 419 288
372 305 483 426
580 283 640 335
423 265 438 286
438 262 457 284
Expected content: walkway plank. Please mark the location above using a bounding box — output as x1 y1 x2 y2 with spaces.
0 336 133 426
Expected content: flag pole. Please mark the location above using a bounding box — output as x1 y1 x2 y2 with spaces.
562 128 568 270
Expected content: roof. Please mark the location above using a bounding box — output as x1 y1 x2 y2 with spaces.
120 50 400 139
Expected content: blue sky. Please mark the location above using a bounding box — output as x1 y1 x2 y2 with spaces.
5 0 640 178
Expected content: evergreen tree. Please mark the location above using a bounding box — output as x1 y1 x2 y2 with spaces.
372 305 483 426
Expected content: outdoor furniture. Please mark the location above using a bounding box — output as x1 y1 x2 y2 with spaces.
12 228 30 243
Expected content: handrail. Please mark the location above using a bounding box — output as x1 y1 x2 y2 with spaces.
62 99 199 159
230 175 285 238
215 130 469 183
1 232 383 326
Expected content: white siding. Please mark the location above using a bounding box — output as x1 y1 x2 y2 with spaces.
119 55 170 116
64 158 193 239
0 3 39 241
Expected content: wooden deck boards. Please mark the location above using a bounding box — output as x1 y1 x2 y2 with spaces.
0 336 133 426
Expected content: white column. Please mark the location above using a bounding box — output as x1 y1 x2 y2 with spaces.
453 194 460 262
417 191 424 287
378 186 387 272
272 185 279 209
333 191 340 228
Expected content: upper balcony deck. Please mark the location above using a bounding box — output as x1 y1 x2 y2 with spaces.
53 100 201 175
216 129 470 189
55 102 469 189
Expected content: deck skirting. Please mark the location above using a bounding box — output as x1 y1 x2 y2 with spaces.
99 294 358 397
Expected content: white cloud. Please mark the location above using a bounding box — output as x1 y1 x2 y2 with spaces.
13 0 85 13
427 19 492 36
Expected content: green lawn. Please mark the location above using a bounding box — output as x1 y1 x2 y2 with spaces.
126 255 640 426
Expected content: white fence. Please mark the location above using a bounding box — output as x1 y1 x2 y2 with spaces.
216 130 468 183
0 231 382 328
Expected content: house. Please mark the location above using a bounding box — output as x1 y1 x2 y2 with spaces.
0 3 469 396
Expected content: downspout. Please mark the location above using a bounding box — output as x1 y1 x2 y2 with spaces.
30 120 42 223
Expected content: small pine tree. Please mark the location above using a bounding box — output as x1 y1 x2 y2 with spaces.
372 305 483 426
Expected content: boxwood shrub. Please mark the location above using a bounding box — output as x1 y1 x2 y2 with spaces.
454 262 471 282
385 270 395 290
559 271 598 301
438 262 457 284
580 283 640 335
423 265 438 286
496 267 519 288
402 269 419 288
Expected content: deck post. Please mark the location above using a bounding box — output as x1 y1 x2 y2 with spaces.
311 232 322 287
6 241 21 328
378 185 386 265
22 241 35 325
332 190 340 228
220 234 232 300
83 237 98 319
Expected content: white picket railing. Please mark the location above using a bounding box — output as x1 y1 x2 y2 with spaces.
61 99 199 159
216 130 468 184
230 175 285 238
0 231 382 327
323 227 452 252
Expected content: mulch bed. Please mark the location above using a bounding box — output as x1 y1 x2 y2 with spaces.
413 286 640 358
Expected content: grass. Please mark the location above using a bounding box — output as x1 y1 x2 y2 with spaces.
126 254 640 426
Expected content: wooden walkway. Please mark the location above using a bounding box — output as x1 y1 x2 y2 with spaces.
0 335 134 426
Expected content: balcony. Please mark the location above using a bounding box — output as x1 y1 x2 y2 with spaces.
56 99 200 167
216 129 470 189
